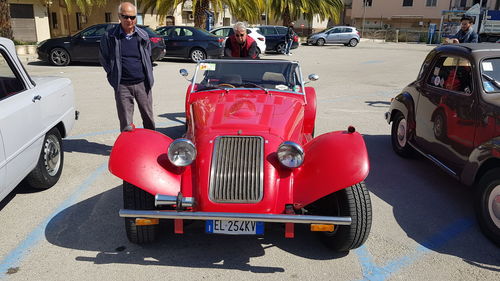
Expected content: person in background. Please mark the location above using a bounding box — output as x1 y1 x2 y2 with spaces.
224 22 259 59
99 2 155 132
285 22 295 55
446 15 478 44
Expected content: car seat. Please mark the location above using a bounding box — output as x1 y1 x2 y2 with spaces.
261 72 286 89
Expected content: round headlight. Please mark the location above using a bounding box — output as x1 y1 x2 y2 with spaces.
168 139 196 167
277 141 304 168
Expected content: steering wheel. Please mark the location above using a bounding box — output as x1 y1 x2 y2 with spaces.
218 83 236 88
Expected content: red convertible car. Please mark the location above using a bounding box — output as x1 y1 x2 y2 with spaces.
109 59 372 252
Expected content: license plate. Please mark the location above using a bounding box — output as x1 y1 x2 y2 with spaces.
205 220 264 235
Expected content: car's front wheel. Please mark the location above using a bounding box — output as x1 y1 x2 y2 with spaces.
391 112 414 157
309 182 372 252
475 168 500 246
189 48 206 63
49 48 71 66
26 128 64 189
316 38 326 46
123 181 159 244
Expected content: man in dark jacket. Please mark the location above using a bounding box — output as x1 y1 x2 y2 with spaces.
224 22 259 59
448 15 478 43
99 2 155 131
285 22 295 55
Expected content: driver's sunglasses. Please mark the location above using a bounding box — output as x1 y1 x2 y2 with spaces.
235 33 246 37
121 14 136 20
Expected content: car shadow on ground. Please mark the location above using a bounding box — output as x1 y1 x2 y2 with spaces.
365 100 391 107
44 185 347 272
27 61 102 67
0 181 45 211
362 134 500 269
64 139 112 156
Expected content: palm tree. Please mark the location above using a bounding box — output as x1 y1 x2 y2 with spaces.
141 0 263 29
266 0 343 27
0 0 13 39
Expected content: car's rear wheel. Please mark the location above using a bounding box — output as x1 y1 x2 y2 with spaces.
348 38 358 47
276 42 286 54
475 168 500 246
316 38 325 46
189 48 206 63
49 48 70 66
391 112 414 157
307 182 372 252
26 128 63 189
123 181 159 244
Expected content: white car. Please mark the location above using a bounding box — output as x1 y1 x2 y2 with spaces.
0 37 77 202
210 26 267 55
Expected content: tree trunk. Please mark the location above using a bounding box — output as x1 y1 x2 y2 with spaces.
0 0 13 39
193 0 209 29
282 7 291 27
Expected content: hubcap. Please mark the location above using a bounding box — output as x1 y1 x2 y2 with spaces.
44 135 61 176
397 118 407 148
51 49 68 65
192 50 204 62
488 184 500 228
277 44 286 53
350 39 357 46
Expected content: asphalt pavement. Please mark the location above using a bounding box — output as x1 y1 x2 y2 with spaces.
1 42 499 281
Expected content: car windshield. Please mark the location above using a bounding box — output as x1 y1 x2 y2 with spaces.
192 60 303 93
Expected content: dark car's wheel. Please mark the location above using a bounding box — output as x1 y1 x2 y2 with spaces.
316 38 326 46
123 181 159 244
308 182 372 252
276 42 287 54
348 38 358 47
475 168 500 246
189 48 206 63
433 110 447 141
391 112 414 157
26 128 63 189
49 48 70 66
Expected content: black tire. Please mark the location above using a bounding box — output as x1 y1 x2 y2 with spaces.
474 168 500 246
49 48 70 66
316 38 325 46
276 42 287 54
189 48 206 63
348 38 358 47
26 128 63 189
123 181 159 244
391 112 414 157
310 182 372 252
433 110 447 141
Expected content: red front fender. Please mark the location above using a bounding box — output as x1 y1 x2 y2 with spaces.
293 131 370 206
109 129 182 196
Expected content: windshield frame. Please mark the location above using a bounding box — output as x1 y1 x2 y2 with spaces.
190 59 305 95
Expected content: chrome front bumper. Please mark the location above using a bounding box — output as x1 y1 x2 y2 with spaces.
119 209 352 225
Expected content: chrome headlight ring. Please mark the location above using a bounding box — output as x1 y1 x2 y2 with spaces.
277 141 304 168
167 138 197 167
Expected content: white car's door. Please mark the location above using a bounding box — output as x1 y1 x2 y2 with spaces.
0 46 42 198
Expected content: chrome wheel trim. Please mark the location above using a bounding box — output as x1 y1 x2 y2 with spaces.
276 43 286 53
50 49 69 66
44 135 61 176
434 115 443 137
349 39 358 47
191 50 205 62
317 39 325 46
488 184 500 228
397 118 408 148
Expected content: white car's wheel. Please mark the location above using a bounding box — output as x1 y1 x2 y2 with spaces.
26 128 64 189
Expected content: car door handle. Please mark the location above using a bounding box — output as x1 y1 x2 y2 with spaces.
32 95 42 102
96 40 100 43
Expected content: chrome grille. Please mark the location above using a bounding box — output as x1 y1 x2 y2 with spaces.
209 136 264 203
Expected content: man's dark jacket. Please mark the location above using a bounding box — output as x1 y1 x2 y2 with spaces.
99 25 154 91
452 28 479 43
224 35 258 58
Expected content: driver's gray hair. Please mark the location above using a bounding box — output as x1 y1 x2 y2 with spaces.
233 22 247 32
118 2 137 14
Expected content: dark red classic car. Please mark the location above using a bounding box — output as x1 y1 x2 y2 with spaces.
109 59 372 252
386 44 500 246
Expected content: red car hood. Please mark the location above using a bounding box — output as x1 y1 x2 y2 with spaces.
190 90 305 141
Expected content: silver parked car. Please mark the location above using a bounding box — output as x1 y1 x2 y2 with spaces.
307 26 360 47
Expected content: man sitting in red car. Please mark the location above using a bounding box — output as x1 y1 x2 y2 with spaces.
224 22 259 59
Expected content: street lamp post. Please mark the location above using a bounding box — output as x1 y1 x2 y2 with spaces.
361 0 367 38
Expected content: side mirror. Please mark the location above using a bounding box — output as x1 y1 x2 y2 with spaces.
180 69 189 77
305 74 319 84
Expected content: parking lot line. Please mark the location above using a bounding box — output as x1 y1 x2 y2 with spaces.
0 163 108 278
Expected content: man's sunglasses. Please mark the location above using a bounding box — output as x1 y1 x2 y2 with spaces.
121 14 136 20
235 33 246 37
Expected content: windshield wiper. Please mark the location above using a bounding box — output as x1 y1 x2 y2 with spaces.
197 85 229 93
241 82 269 94
482 74 500 89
